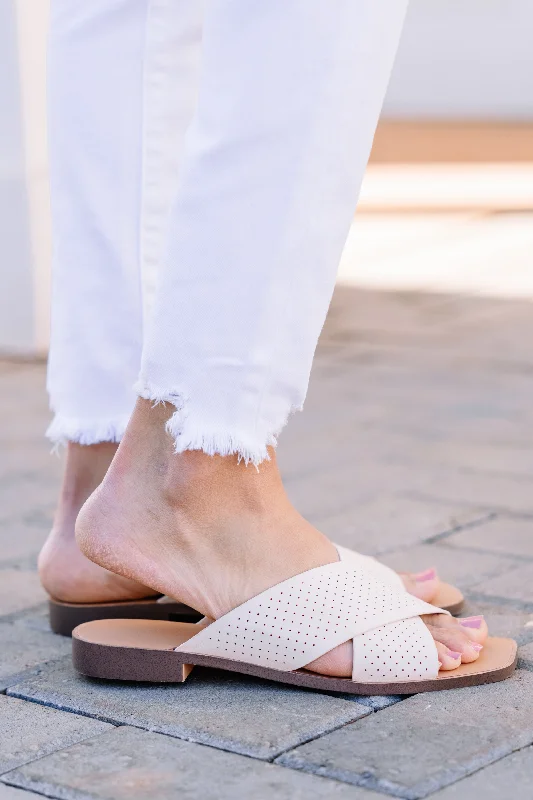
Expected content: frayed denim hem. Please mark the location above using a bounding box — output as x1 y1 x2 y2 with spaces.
46 414 130 449
135 379 299 467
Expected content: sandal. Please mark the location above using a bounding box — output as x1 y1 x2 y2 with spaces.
50 544 463 636
72 561 515 694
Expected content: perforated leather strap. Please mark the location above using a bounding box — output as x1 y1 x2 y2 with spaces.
176 561 446 681
336 545 404 591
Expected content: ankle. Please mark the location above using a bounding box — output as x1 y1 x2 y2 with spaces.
59 442 118 511
162 448 287 522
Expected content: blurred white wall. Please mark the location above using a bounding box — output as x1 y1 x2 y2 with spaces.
0 0 50 356
384 0 533 119
0 0 34 354
1 0 532 355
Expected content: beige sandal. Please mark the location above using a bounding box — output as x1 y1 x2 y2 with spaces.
72 560 515 695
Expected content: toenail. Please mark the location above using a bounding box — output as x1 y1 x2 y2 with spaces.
415 568 437 582
459 616 484 629
470 643 483 652
446 649 462 660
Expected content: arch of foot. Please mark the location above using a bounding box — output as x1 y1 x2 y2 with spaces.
176 562 445 681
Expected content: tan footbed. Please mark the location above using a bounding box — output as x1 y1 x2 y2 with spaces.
72 618 516 696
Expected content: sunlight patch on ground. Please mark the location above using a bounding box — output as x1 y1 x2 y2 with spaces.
338 212 533 300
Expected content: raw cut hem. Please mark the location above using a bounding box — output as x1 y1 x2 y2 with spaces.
135 379 301 467
170 427 275 467
46 415 130 448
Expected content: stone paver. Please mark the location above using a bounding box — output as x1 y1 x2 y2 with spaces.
0 785 38 800
471 563 533 607
431 746 533 799
0 571 47 617
6 661 370 761
445 516 533 559
0 617 71 692
2 727 377 800
277 670 533 799
0 695 111 776
396 469 533 516
517 641 533 668
309 494 487 556
380 541 519 588
0 513 53 565
343 694 404 711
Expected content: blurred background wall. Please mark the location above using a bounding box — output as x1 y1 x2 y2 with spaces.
1 0 532 356
0 0 50 357
385 0 533 120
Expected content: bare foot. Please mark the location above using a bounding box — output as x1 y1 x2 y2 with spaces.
38 440 445 608
38 442 158 603
76 399 488 677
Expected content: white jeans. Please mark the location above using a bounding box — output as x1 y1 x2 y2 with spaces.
47 0 408 465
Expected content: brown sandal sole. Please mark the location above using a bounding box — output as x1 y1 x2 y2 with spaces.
49 596 202 637
72 619 516 695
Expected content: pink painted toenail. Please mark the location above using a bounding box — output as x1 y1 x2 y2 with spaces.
470 643 483 652
446 649 462 660
415 568 437 582
459 616 484 629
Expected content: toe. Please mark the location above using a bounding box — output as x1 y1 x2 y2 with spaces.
456 616 488 644
424 614 484 664
429 612 488 645
435 641 463 671
400 567 439 603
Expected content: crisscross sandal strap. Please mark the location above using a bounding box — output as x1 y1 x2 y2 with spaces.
336 544 404 590
175 561 445 677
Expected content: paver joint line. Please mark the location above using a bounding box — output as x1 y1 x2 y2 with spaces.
5 689 124 731
420 510 498 546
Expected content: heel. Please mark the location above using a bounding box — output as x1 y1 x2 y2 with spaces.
178 663 194 682
72 634 196 684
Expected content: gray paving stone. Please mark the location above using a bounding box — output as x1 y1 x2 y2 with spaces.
517 641 533 667
0 571 47 617
0 695 111 776
0 475 56 521
3 727 377 800
380 542 519 589
0 785 38 800
0 617 70 691
0 514 52 564
7 660 370 761
315 496 486 556
471 562 533 607
277 670 533 800
431 745 533 799
342 694 404 711
401 469 533 515
445 516 533 559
